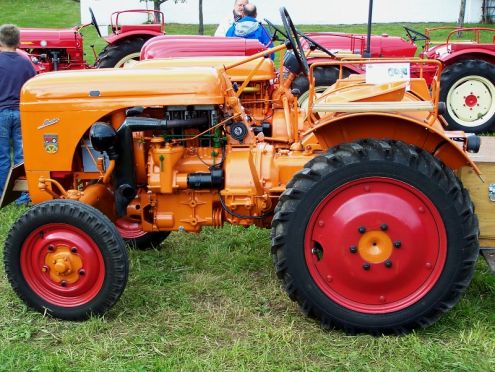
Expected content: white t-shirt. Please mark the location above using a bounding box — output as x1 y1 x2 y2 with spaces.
214 13 236 37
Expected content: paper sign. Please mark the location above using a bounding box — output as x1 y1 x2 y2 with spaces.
365 63 411 86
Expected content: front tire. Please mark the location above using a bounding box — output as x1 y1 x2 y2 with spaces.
440 60 495 133
271 139 479 334
4 200 129 320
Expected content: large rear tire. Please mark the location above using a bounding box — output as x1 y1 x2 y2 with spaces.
440 60 495 133
4 200 129 320
271 139 479 334
96 37 146 68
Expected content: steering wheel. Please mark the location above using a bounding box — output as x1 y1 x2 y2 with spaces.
280 7 309 76
263 18 289 42
89 7 102 38
403 26 429 43
297 31 336 58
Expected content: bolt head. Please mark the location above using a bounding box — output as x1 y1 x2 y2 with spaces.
60 280 68 287
380 224 388 231
384 259 392 268
358 226 366 234
393 241 401 248
349 245 358 254
47 245 55 252
71 247 78 254
362 262 371 270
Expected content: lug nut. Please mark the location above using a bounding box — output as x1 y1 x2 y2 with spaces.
71 247 78 253
47 245 55 252
384 260 393 268
393 241 402 248
380 224 388 231
349 245 358 254
358 226 366 234
362 262 371 270
79 269 86 276
60 280 68 287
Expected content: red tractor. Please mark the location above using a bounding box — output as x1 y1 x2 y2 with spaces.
421 27 495 133
292 26 495 134
19 8 166 72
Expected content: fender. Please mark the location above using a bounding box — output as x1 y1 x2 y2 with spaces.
425 47 495 66
105 30 162 45
303 112 480 173
441 50 495 66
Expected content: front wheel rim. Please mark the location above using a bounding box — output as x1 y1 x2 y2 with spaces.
304 177 447 314
446 75 495 128
20 223 105 307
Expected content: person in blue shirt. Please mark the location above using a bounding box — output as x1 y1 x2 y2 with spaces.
0 24 36 204
226 4 273 50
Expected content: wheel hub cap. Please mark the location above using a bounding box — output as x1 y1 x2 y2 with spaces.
45 246 83 283
358 230 393 264
465 94 478 108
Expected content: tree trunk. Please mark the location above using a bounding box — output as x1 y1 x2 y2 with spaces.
198 0 204 35
458 0 467 27
154 0 164 23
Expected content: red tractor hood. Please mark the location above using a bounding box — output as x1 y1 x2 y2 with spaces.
20 28 81 49
302 32 416 58
141 35 266 60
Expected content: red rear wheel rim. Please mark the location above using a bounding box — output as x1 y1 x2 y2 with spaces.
115 218 147 239
20 223 105 307
305 177 447 314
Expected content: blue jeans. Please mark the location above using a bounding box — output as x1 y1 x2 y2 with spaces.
0 109 24 195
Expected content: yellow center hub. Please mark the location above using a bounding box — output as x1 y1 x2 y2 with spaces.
45 246 83 284
358 230 393 264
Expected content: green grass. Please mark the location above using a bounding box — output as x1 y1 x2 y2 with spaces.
1 205 495 369
2 0 495 369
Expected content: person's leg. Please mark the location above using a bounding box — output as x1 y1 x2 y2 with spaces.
12 110 23 166
0 110 12 195
10 110 30 205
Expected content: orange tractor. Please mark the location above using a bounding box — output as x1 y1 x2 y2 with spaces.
1 8 488 335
